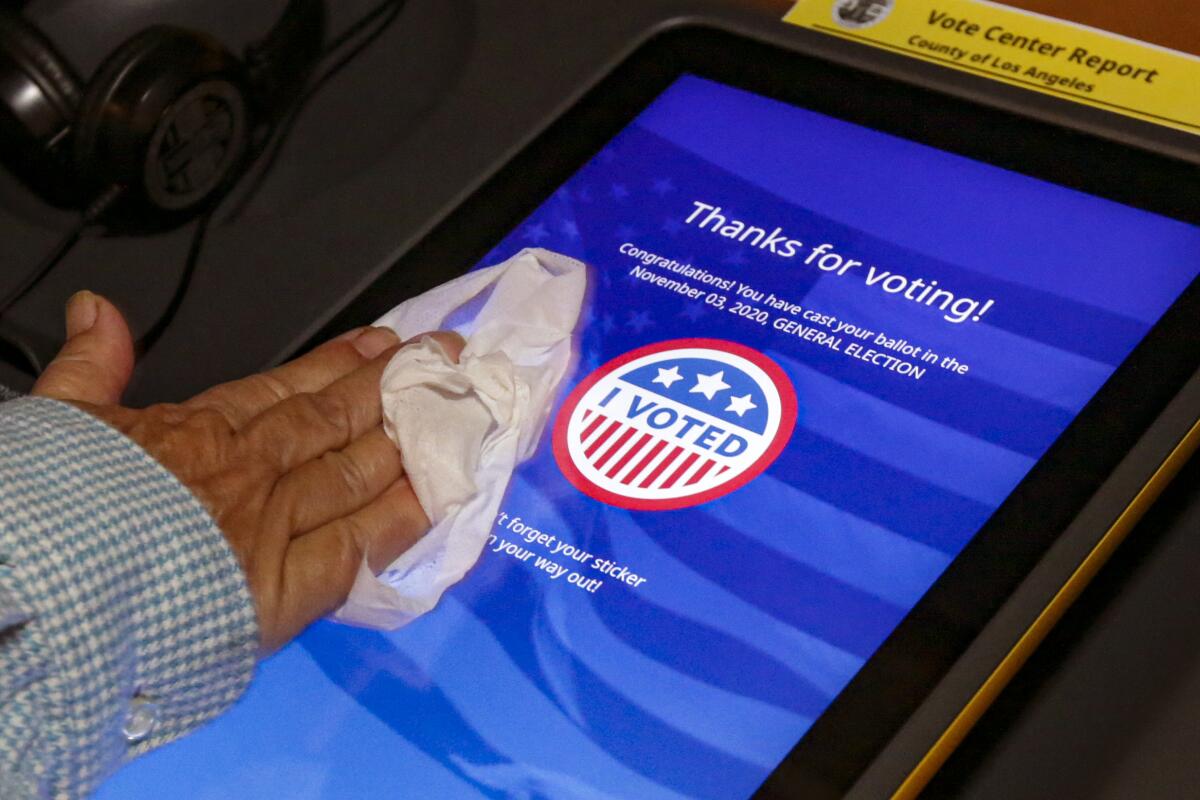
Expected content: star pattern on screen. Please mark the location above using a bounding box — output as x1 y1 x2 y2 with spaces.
651 177 676 196
652 366 683 388
626 310 654 333
725 394 757 417
690 370 731 400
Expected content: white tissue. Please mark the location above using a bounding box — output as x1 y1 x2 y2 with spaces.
330 248 587 629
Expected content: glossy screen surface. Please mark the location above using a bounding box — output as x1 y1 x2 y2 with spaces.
98 76 1200 800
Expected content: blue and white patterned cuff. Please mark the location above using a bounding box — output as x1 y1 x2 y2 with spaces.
0 397 259 799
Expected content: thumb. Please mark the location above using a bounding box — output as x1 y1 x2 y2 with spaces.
33 291 135 405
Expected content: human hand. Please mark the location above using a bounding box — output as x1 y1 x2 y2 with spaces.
32 291 462 653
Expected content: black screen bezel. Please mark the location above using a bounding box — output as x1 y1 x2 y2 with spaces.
306 24 1200 799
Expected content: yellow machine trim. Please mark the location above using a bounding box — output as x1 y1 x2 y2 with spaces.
892 416 1200 799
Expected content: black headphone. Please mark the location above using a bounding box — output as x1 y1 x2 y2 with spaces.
0 0 326 234
0 1 407 379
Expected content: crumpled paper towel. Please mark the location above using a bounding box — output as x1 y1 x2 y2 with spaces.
330 247 587 629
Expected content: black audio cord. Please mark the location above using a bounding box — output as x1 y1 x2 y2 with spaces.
135 209 211 356
327 0 408 55
0 185 124 321
224 0 407 223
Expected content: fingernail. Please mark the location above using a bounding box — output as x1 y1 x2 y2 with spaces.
333 325 374 343
351 326 399 359
65 291 99 338
422 330 466 363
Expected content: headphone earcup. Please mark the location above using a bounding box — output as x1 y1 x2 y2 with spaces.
73 26 252 233
0 10 84 206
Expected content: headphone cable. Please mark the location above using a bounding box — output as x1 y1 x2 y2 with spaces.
135 209 211 356
323 0 407 55
0 185 124 322
223 0 407 223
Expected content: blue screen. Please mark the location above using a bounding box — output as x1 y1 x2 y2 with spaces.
98 76 1200 799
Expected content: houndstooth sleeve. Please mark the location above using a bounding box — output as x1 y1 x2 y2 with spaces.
0 396 259 799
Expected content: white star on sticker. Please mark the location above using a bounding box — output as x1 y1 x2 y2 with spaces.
652 366 683 389
725 394 757 417
690 370 730 401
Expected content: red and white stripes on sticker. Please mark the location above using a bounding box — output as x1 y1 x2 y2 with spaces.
578 408 728 490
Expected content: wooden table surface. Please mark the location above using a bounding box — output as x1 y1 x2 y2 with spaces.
758 0 1200 55
1002 0 1200 56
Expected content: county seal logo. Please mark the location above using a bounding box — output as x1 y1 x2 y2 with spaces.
553 339 797 510
833 0 895 29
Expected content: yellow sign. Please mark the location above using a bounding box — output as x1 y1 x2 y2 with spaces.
783 0 1200 135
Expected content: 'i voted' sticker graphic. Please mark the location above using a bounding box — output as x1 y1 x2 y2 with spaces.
553 339 798 510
